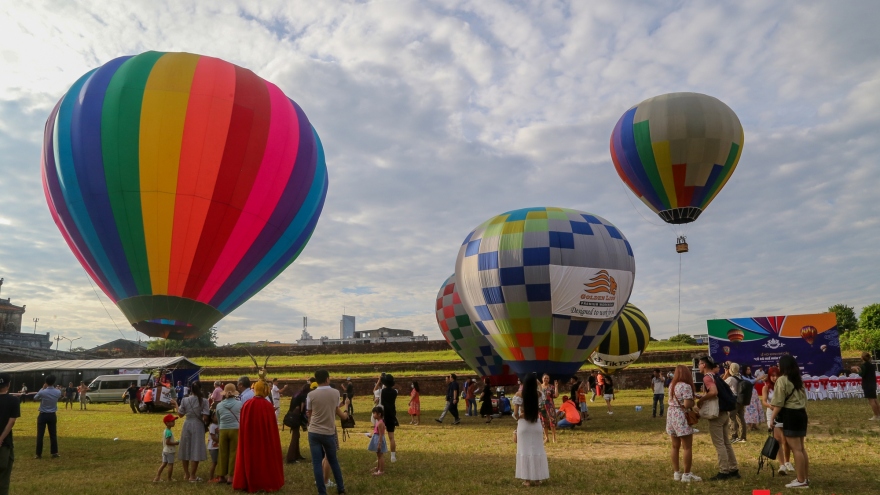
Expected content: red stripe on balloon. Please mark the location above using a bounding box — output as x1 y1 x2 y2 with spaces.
182 65 271 299
167 56 236 296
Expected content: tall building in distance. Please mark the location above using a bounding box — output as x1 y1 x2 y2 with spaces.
339 315 355 339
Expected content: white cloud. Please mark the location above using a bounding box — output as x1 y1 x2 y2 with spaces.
0 0 878 348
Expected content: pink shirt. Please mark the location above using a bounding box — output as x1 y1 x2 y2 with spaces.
210 386 223 403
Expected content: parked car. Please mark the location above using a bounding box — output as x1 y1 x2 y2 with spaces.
85 374 150 404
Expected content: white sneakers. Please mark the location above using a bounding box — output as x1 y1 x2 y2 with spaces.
390 453 397 463
607 411 614 415
673 471 681 481
785 479 809 489
869 416 879 421
681 473 702 483
785 462 795 473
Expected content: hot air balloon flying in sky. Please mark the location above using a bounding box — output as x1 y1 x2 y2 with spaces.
455 207 635 380
435 274 518 385
42 51 328 339
589 303 651 374
610 92 743 252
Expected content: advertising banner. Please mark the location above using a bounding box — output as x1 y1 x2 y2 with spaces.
549 265 634 319
708 313 843 376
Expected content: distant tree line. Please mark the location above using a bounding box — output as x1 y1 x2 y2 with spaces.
146 327 218 351
832 303 880 352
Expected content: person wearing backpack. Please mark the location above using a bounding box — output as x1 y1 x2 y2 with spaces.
695 357 739 481
724 363 749 443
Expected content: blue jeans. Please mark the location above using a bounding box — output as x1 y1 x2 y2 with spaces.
308 432 344 494
467 398 477 416
557 418 576 429
652 394 664 417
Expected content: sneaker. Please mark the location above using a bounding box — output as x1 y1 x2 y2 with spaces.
785 479 809 489
681 473 702 483
708 472 729 481
779 465 790 475
673 471 682 481
692 428 700 433
390 453 397 463
607 411 613 415
727 469 741 479
326 480 336 488
51 453 61 458
434 418 442 423
452 420 461 425
785 462 795 473
869 416 878 421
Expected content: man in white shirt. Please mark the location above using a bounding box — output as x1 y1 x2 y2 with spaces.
237 376 255 403
651 369 665 418
271 378 281 424
307 370 350 495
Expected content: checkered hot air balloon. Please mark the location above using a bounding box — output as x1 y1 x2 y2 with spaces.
589 303 651 374
42 51 328 339
455 207 636 380
435 274 518 385
610 92 743 225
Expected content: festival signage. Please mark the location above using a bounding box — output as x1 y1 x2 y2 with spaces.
707 313 842 376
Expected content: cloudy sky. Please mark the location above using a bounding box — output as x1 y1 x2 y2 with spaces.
1 1 878 348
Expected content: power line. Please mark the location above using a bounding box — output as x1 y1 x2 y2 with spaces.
81 267 132 342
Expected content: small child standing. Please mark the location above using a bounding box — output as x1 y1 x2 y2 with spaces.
367 406 387 476
154 414 179 482
207 413 220 482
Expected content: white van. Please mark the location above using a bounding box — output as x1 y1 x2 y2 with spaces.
86 374 150 404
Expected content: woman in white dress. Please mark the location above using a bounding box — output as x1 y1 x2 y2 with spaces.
514 373 549 487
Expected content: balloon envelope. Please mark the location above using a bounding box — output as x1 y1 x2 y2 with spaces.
610 92 743 224
454 207 636 380
42 51 328 339
589 303 650 374
727 328 744 343
801 325 817 345
435 274 518 385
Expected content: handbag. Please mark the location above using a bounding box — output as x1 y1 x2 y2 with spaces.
758 434 780 476
699 397 719 420
673 388 700 426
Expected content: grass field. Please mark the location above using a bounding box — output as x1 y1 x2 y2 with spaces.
9 391 879 494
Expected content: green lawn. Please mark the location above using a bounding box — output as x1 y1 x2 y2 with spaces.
9 391 879 494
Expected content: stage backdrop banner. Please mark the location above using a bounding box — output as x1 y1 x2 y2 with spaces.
707 313 843 377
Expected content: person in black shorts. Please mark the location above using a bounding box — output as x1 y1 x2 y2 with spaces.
0 372 21 493
379 374 399 463
852 352 880 420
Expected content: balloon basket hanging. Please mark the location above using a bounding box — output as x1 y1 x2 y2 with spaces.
675 236 688 253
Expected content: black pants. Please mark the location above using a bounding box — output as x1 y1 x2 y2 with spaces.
36 412 58 457
447 400 460 421
145 401 154 413
129 398 139 414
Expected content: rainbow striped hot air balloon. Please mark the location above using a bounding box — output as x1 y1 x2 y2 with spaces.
727 328 745 343
589 303 650 374
455 207 636 380
610 92 743 225
801 325 817 346
42 51 328 339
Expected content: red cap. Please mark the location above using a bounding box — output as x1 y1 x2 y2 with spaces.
163 414 177 424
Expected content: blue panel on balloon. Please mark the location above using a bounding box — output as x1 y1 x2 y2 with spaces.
499 266 525 286
550 231 575 249
465 239 481 257
475 321 490 335
582 214 602 224
624 239 633 256
482 286 505 305
522 247 550 266
478 251 499 270
475 306 493 321
525 284 551 302
567 318 589 336
605 225 623 239
570 221 593 235
462 230 475 245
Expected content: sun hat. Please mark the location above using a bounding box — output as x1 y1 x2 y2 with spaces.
310 382 318 390
162 414 177 424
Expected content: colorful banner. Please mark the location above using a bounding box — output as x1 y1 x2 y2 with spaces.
549 265 634 319
707 313 843 377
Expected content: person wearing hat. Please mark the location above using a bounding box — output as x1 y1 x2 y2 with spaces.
378 374 399 463
233 368 284 492
213 384 241 484
0 372 20 493
153 414 180 482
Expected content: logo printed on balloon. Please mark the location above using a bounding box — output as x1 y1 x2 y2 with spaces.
589 303 650 374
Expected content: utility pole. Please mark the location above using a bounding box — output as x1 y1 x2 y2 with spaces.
54 334 63 358
33 317 39 334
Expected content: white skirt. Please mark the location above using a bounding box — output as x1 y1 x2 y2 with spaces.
516 419 549 481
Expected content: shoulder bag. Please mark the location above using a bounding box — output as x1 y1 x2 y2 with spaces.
673 386 700 426
699 374 720 419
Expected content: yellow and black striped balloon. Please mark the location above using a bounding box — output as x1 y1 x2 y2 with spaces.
589 303 651 374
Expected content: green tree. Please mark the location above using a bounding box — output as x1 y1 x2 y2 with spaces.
828 304 858 333
147 327 218 351
859 303 880 331
668 334 697 345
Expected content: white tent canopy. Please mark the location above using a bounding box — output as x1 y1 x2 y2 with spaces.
0 356 199 373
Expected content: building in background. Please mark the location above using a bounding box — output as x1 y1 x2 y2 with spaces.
340 315 355 339
297 321 427 346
